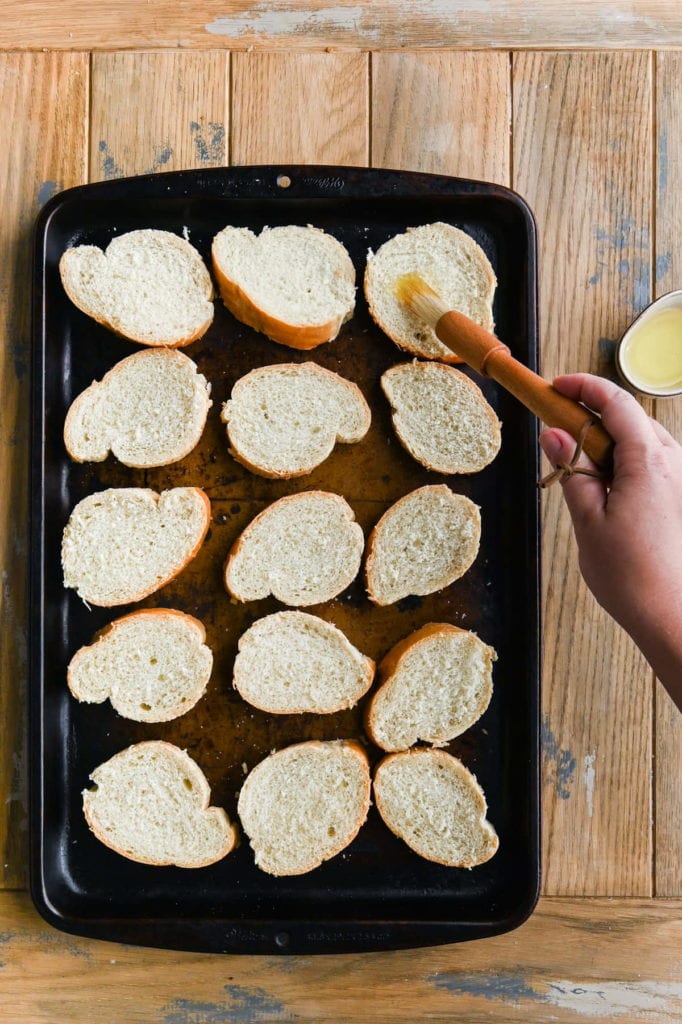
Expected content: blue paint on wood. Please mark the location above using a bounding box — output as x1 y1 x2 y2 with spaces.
189 121 225 164
98 140 124 180
163 985 288 1024
658 128 668 193
655 252 672 283
36 180 60 207
541 715 576 800
431 970 542 1004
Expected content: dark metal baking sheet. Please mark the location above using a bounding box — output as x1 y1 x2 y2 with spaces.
30 165 540 954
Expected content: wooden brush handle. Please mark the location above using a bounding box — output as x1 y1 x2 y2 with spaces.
436 310 614 470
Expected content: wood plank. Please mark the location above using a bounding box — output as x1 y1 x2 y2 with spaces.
512 52 654 895
653 50 682 897
0 893 680 1023
0 52 88 889
90 51 228 180
371 51 510 183
231 51 368 165
1 1 682 50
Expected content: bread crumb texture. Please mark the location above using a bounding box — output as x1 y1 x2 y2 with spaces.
62 487 210 606
64 348 211 468
367 623 496 751
238 740 371 875
68 609 212 723
365 222 496 361
374 749 498 868
366 485 481 605
82 741 236 867
222 362 370 477
225 491 364 606
59 229 214 346
234 610 374 714
381 361 501 474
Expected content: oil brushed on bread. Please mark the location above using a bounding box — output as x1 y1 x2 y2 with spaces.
225 491 364 606
64 348 211 468
365 485 480 605
381 361 501 474
222 362 370 478
238 740 371 875
59 229 214 346
365 623 495 751
62 487 210 607
233 611 374 714
212 224 355 349
364 222 496 362
82 741 236 867
68 609 213 723
373 749 498 868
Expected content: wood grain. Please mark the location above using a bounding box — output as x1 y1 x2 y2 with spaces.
0 52 88 889
653 50 682 897
371 51 510 183
90 51 228 180
0 893 680 1023
1 1 682 50
231 51 368 165
513 52 654 896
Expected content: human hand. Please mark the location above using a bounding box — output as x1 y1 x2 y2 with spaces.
540 373 682 711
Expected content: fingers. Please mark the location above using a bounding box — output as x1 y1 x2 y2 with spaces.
540 427 607 527
552 373 658 447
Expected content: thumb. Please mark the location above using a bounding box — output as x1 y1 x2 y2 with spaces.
540 428 607 529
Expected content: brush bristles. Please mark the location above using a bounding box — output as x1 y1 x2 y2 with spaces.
393 273 450 327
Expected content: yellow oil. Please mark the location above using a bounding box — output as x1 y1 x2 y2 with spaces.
622 307 682 389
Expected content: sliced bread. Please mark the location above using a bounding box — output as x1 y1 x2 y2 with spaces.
62 487 210 607
212 224 355 349
364 222 496 362
225 491 364 606
68 608 213 723
59 229 214 347
381 361 501 474
365 485 481 605
373 749 498 867
221 362 370 478
365 623 496 751
237 740 371 875
64 348 211 468
82 740 236 867
233 611 374 714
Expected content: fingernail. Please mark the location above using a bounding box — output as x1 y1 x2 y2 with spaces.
540 430 563 462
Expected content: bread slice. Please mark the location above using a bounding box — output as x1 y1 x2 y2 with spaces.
365 623 496 751
237 740 371 875
233 611 374 714
365 485 480 606
364 222 496 362
212 224 355 350
62 487 210 607
225 491 364 606
221 362 370 478
68 609 213 722
82 740 236 867
381 361 501 474
64 348 212 468
373 749 498 867
59 229 214 347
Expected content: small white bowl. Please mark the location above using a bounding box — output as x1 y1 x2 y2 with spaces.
616 289 682 398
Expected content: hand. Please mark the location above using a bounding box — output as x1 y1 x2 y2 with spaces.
540 373 682 711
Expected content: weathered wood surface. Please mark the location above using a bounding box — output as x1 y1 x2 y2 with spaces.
0 893 680 1023
1 1 682 50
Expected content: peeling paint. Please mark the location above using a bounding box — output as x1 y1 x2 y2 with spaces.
583 753 596 819
98 140 124 180
630 256 650 312
655 252 672 283
432 970 542 1004
163 985 288 1024
36 180 60 207
190 121 225 165
541 715 576 800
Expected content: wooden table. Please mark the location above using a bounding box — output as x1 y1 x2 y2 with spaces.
1 3 681 1021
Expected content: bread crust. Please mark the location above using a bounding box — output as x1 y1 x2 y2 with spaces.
364 623 494 750
364 485 481 606
373 748 499 868
381 361 502 474
63 348 211 468
238 740 371 875
82 740 237 867
224 490 363 604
